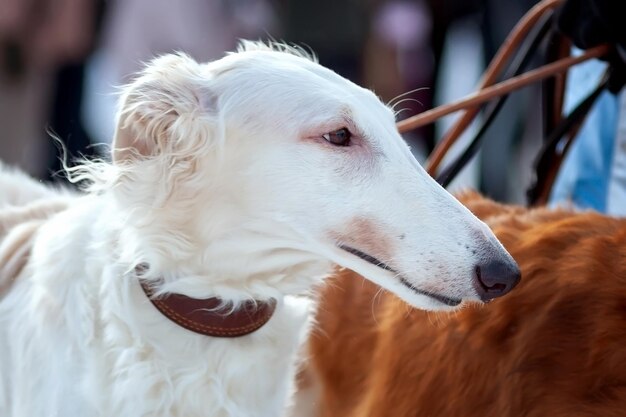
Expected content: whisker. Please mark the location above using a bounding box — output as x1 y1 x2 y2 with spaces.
393 107 413 119
391 97 424 111
371 286 386 326
387 87 429 107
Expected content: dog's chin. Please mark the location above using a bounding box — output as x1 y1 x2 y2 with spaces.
393 281 465 312
396 277 464 310
327 245 469 312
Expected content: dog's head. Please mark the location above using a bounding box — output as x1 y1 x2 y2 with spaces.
109 42 519 310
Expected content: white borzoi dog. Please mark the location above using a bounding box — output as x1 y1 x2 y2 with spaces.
0 41 519 417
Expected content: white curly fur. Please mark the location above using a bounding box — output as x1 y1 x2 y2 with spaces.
0 41 517 417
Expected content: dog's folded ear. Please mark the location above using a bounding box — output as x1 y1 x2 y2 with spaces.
112 53 220 163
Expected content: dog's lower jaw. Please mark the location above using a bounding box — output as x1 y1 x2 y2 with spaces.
338 245 464 308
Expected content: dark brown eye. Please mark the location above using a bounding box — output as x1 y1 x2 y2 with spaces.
322 128 352 146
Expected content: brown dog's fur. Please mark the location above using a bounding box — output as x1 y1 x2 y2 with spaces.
309 192 626 417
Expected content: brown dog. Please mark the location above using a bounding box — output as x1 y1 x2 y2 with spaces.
306 192 626 417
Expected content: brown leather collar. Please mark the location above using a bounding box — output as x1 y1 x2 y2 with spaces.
137 266 277 338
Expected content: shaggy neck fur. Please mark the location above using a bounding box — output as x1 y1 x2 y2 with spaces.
0 191 328 417
77 138 335 307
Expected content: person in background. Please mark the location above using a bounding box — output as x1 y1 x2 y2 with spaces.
549 0 626 215
0 0 102 179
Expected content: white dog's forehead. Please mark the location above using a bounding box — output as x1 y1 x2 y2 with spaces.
210 50 397 138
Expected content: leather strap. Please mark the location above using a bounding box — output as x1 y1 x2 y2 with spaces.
137 267 277 338
393 0 611 177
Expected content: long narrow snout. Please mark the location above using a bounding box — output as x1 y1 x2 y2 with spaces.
328 171 523 311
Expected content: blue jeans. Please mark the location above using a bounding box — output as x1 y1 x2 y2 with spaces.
549 53 619 213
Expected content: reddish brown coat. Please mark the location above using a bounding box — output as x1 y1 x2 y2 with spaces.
310 193 626 417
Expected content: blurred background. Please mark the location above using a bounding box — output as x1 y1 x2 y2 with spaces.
0 0 544 202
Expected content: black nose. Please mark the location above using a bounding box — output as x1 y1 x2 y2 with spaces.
473 259 521 302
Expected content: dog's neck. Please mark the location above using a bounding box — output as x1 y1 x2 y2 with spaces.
104 197 335 305
135 254 333 304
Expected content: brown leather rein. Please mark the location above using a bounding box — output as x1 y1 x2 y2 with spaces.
394 0 610 178
136 266 277 338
